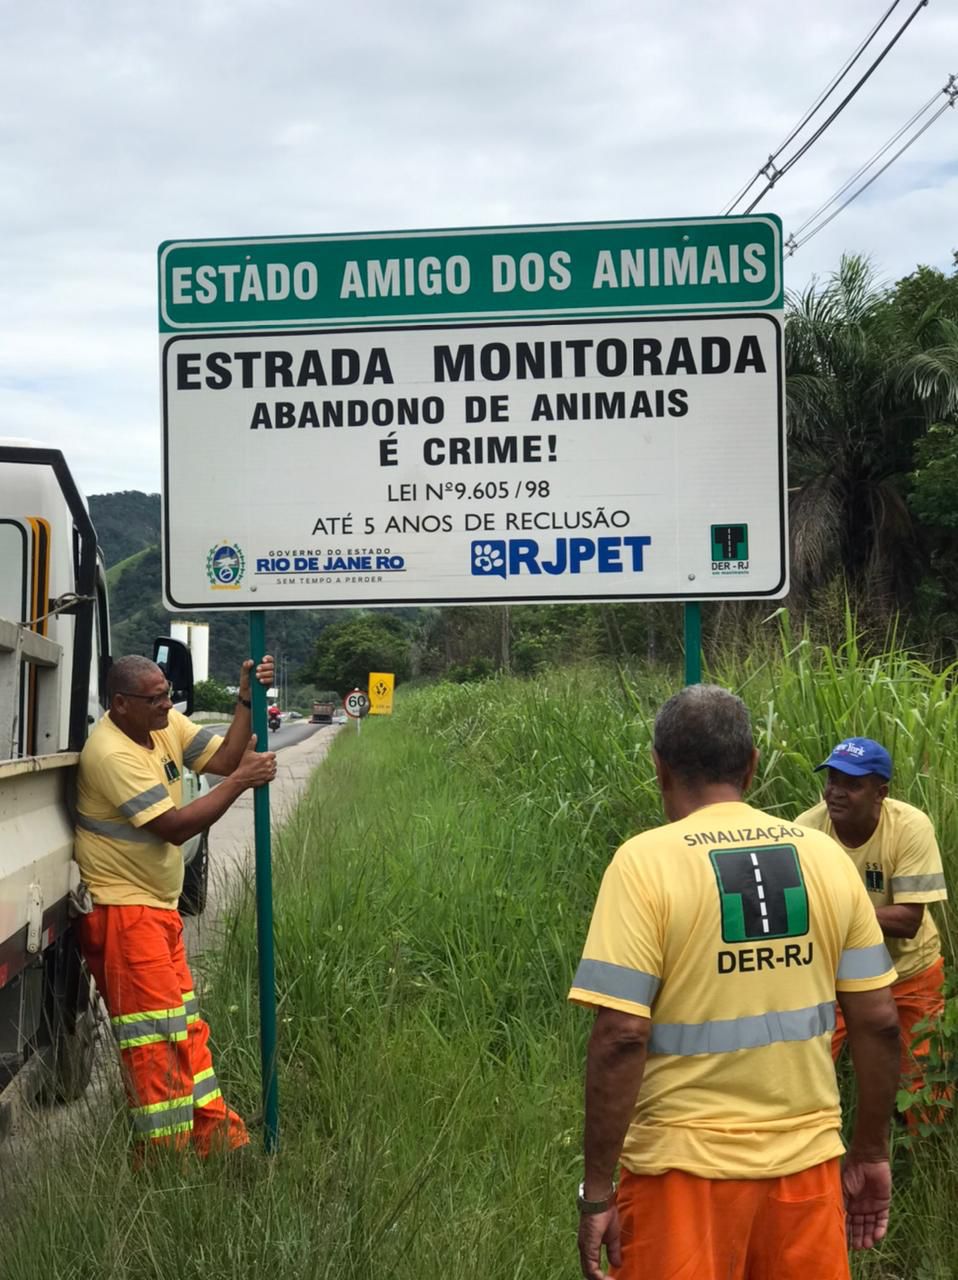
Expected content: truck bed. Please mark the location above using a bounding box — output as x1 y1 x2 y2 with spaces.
0 752 80 987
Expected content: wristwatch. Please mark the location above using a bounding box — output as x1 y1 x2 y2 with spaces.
577 1180 616 1214
237 694 252 708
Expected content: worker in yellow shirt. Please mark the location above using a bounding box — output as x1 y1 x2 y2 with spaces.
797 737 949 1122
570 686 900 1280
75 653 277 1163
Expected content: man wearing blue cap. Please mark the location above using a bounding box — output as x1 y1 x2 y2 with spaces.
797 737 948 1120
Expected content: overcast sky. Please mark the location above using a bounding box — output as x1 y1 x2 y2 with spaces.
1 0 955 496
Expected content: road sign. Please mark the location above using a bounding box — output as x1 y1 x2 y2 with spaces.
159 218 781 331
161 216 786 609
343 689 370 719
368 672 394 715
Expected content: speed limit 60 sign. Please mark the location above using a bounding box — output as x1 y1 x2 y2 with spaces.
344 689 370 718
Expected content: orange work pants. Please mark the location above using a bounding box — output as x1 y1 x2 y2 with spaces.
833 956 948 1124
613 1159 848 1280
78 903 248 1159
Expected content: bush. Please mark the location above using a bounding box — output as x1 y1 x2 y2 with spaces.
445 656 496 683
192 679 235 713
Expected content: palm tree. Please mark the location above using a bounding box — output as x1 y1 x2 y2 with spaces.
786 254 958 616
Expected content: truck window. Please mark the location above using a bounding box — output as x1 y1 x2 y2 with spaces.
0 520 27 622
0 521 28 757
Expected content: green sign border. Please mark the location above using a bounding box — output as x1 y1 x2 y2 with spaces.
159 214 782 332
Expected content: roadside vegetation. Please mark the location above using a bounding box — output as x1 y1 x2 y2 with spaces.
3 614 957 1278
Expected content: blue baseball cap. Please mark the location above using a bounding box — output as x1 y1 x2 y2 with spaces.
814 737 892 780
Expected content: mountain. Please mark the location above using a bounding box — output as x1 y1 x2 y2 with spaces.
88 491 160 567
88 490 345 683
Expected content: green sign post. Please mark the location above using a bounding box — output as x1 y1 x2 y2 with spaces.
249 611 279 1153
684 602 702 686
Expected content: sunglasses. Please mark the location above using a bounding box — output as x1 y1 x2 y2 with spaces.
118 684 173 708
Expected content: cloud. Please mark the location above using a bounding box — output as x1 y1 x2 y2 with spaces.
1 0 955 493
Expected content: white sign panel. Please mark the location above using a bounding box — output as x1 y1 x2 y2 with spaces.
162 312 785 608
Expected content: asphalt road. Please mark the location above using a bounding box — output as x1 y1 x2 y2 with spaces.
263 718 327 750
189 720 341 939
206 718 326 785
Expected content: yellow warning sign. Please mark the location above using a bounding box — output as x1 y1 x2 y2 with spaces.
368 672 395 715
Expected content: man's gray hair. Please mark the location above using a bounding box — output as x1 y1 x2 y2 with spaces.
107 655 162 702
653 684 754 786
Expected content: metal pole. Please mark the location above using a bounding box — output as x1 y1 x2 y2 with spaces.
683 602 702 686
249 610 279 1153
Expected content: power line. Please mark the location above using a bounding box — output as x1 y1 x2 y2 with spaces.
723 0 905 215
741 0 931 214
727 0 927 217
788 84 945 242
786 74 957 254
773 1 905 167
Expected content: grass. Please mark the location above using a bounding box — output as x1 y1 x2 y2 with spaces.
104 545 154 590
3 613 957 1278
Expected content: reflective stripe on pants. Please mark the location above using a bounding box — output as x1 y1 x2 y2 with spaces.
78 903 248 1158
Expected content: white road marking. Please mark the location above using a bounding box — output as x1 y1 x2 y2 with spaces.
749 850 770 933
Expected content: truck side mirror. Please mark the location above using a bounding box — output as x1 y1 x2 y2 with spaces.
153 637 194 716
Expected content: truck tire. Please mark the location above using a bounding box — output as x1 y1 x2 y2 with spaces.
179 832 210 917
42 1001 99 1103
37 935 100 1105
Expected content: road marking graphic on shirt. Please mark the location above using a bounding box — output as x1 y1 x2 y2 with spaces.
709 844 809 943
749 851 770 933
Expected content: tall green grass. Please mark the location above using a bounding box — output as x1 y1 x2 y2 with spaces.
3 615 957 1278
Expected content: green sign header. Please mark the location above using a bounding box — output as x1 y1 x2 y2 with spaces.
159 215 782 331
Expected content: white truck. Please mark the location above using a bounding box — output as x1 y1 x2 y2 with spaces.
0 441 203 1131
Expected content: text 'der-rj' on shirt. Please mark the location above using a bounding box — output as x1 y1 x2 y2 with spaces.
569 801 896 1180
74 709 223 910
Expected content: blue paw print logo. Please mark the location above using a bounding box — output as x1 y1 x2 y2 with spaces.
471 541 506 579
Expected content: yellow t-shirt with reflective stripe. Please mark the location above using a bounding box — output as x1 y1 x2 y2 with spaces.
75 710 222 910
796 797 947 981
569 801 895 1180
